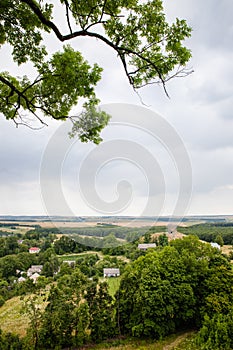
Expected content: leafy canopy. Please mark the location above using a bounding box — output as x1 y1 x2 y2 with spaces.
0 0 192 142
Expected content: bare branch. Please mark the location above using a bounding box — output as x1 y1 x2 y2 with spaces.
99 0 108 23
64 0 73 34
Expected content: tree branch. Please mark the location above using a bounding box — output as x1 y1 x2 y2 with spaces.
0 75 48 125
64 0 73 34
20 0 64 41
19 0 176 97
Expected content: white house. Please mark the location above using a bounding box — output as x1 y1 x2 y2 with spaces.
210 242 221 250
103 268 120 278
63 260 76 266
138 243 156 250
18 276 26 283
27 265 43 277
30 272 40 283
29 247 40 254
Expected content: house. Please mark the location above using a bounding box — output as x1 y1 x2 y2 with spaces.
29 247 40 254
210 242 221 250
138 243 156 250
27 265 43 277
103 268 120 278
63 260 76 266
18 276 26 283
29 272 40 283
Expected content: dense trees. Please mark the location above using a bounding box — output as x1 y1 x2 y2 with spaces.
86 281 115 342
118 245 195 337
196 310 233 350
117 236 233 338
53 235 86 255
178 223 233 245
25 269 115 348
0 329 23 350
1 0 191 139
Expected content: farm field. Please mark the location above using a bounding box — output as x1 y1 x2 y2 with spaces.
0 220 177 229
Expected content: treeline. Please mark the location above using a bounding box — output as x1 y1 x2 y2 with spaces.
178 223 233 245
0 223 20 227
61 226 157 241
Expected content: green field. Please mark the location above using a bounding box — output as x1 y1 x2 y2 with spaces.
106 277 121 297
57 251 103 262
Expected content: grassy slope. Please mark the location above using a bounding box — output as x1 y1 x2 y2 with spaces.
58 251 103 262
0 296 29 337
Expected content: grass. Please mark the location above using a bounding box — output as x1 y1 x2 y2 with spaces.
0 296 29 337
0 294 48 338
82 331 197 350
57 251 102 262
221 245 233 256
106 277 121 297
173 332 198 350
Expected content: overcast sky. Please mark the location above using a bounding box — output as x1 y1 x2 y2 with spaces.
0 0 233 217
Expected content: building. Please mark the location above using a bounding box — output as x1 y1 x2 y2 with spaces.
63 260 76 266
18 276 26 283
210 242 221 250
29 247 40 254
138 243 156 250
29 272 40 283
27 265 43 277
103 268 120 278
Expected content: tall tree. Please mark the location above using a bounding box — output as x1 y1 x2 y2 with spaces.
1 0 192 142
23 295 44 350
38 285 75 349
86 281 116 341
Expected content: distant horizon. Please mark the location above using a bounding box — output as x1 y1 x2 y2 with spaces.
0 214 232 219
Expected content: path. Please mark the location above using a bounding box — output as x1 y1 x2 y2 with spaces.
163 331 194 350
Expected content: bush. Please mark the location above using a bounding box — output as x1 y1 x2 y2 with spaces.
196 311 233 350
0 295 5 306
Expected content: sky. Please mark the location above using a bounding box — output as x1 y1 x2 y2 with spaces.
0 0 233 217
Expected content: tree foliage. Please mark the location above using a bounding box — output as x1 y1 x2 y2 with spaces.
1 0 191 141
178 223 233 245
86 281 115 341
0 329 23 350
196 311 233 350
117 236 233 338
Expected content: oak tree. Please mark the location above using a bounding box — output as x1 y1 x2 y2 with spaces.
0 0 192 142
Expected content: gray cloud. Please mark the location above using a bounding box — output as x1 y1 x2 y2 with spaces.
1 1 233 215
